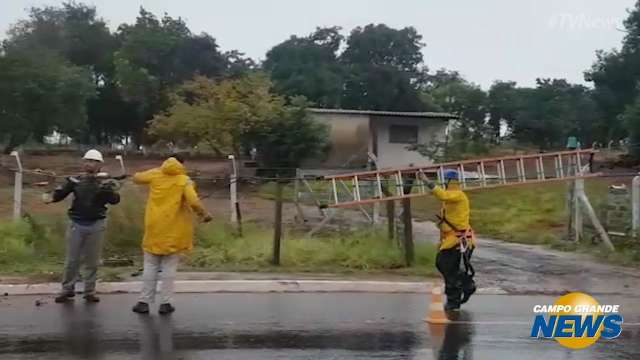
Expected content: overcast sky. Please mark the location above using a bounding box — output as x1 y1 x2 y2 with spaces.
1 0 636 89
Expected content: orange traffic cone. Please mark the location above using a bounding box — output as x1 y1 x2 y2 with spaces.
425 284 451 324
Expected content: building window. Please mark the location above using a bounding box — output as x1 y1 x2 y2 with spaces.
389 125 418 144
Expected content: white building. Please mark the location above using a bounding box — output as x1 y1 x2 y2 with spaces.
307 108 457 170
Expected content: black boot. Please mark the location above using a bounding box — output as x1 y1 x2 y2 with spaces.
461 282 476 304
444 299 461 311
84 294 100 303
132 302 150 314
54 293 74 303
158 303 175 315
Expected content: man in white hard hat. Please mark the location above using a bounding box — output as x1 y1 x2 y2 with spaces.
48 149 121 304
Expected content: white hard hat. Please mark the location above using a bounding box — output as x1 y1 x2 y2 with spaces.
83 149 104 163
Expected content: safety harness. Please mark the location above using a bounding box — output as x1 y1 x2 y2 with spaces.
436 214 476 279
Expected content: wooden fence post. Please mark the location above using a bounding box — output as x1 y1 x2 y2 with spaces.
402 174 415 266
387 201 395 242
235 202 243 238
272 180 284 265
402 198 414 266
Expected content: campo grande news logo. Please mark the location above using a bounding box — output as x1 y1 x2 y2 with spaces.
530 292 623 349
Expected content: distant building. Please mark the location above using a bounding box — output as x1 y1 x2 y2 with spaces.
306 108 458 170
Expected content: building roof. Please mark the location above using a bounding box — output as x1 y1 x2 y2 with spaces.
308 108 459 119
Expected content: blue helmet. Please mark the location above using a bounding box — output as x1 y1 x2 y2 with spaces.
444 170 459 181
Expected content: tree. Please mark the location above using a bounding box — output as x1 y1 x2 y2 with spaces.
0 49 95 153
425 70 488 141
248 96 330 168
586 0 640 142
114 8 230 145
149 73 328 166
509 79 601 150
224 50 258 78
264 27 344 108
487 81 519 143
621 96 640 158
340 24 427 111
2 2 119 145
4 2 116 76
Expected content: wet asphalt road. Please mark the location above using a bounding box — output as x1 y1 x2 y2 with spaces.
412 221 640 297
1 293 639 359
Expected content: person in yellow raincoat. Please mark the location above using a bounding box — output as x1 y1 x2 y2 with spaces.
426 169 476 311
131 154 212 315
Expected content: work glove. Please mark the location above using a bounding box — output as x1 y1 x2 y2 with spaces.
99 179 121 192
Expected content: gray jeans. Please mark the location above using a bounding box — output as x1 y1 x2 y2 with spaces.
61 220 106 296
139 252 180 304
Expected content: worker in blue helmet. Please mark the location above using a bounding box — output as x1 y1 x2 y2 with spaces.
425 169 477 311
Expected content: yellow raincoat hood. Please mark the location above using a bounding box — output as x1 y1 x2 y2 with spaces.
133 158 207 255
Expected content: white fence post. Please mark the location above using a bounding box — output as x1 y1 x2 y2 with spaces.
10 151 23 221
633 175 640 238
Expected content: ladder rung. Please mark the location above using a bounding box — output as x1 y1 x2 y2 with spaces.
353 176 361 201
479 161 487 187
576 154 583 175
417 170 425 194
396 171 403 195
538 156 545 180
458 164 466 188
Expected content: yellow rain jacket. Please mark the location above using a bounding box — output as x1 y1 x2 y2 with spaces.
133 158 207 255
432 182 476 251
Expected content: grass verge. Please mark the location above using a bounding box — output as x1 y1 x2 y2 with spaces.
0 196 437 278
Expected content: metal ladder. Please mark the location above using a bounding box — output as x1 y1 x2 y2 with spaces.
324 149 600 208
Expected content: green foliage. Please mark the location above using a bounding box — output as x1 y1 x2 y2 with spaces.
149 73 329 167
410 128 491 163
3 2 115 73
425 70 488 142
189 222 436 273
621 95 640 158
586 1 640 141
0 48 95 153
1 2 120 147
487 81 519 142
0 221 36 266
248 96 330 168
264 27 344 108
265 24 428 111
509 79 601 150
102 187 145 256
341 24 426 111
113 8 230 143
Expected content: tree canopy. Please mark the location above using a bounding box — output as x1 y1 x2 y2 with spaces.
149 73 329 167
4 1 640 160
